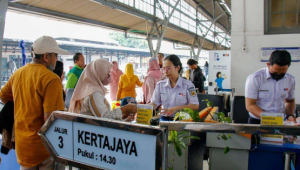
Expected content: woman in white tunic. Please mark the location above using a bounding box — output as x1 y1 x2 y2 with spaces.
69 59 136 120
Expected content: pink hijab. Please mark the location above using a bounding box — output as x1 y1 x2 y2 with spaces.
142 58 162 101
69 59 112 113
110 61 123 83
147 58 162 78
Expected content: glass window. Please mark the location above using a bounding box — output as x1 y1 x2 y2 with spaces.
116 0 230 48
265 0 300 34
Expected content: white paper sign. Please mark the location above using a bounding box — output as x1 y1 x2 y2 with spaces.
137 104 153 125
73 122 157 170
45 119 73 160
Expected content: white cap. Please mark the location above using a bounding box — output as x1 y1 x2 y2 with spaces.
32 36 68 55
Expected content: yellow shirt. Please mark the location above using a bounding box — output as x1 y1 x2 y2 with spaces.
185 69 190 80
0 64 64 167
117 75 143 100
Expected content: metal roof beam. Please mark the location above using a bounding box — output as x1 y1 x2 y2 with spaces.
8 2 129 31
192 0 228 32
151 0 181 58
93 0 218 45
215 0 231 18
92 0 154 21
156 0 168 20
9 1 216 49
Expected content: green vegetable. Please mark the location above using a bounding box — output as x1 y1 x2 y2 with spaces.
217 112 232 123
180 108 201 122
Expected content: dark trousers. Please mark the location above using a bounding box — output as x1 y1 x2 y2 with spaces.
248 117 261 144
248 117 261 124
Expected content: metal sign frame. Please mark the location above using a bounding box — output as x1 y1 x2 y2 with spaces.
39 111 167 170
160 121 300 135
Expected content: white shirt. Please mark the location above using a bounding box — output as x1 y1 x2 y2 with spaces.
151 76 199 109
245 67 295 119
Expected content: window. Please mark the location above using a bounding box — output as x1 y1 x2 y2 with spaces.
265 0 300 34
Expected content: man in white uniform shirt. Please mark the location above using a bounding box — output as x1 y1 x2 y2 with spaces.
245 50 296 124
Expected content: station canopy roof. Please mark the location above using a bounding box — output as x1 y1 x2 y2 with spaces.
8 0 231 50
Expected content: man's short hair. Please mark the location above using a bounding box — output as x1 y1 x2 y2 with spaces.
158 53 164 57
269 50 291 67
73 52 82 63
187 59 198 65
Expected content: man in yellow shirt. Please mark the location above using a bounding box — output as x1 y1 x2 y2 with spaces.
0 36 67 169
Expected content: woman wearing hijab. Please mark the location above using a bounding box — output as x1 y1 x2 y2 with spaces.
69 59 137 120
117 63 143 101
142 58 162 104
109 61 123 101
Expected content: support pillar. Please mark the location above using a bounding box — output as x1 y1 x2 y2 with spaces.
147 0 180 58
0 0 9 86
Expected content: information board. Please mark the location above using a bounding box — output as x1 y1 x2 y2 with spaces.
73 122 156 170
261 47 300 62
39 112 165 170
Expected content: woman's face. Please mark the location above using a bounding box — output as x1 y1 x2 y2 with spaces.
102 71 111 85
60 72 65 82
163 60 179 78
218 73 222 78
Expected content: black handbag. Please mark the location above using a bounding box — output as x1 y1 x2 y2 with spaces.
0 101 14 134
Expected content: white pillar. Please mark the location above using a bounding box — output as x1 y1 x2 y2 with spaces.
0 0 9 86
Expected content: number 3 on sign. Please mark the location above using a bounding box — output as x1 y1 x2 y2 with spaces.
58 136 64 148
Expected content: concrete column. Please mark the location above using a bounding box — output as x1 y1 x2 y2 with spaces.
0 0 9 86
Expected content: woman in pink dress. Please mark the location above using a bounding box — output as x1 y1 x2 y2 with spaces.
142 58 162 104
109 61 123 101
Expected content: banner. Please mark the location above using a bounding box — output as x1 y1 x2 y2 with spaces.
208 51 231 94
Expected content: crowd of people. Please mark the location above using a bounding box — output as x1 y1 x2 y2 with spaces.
0 32 297 169
0 36 207 169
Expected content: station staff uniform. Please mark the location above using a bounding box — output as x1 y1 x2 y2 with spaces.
151 76 199 110
245 67 295 123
